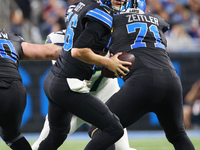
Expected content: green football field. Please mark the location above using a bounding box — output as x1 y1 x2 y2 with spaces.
0 138 199 150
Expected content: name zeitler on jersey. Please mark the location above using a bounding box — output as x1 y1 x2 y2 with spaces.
126 14 159 26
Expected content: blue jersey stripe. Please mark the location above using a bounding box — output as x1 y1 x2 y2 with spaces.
0 39 17 62
91 8 112 21
86 8 113 29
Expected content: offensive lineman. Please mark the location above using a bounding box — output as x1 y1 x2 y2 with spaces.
89 0 195 150
0 30 62 150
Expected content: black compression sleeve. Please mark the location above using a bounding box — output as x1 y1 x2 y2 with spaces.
74 21 110 48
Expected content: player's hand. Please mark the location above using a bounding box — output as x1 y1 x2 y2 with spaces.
107 52 132 77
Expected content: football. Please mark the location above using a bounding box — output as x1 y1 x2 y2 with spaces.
101 53 135 78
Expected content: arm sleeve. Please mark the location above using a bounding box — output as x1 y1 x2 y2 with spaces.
84 7 113 30
74 20 110 48
7 31 25 59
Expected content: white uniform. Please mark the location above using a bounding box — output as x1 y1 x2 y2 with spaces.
32 31 135 150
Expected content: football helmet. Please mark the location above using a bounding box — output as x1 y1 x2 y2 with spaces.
100 0 146 13
100 0 111 6
100 0 125 13
123 0 146 14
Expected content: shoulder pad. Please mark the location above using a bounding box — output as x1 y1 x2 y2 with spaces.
45 30 66 46
0 31 24 43
86 6 113 30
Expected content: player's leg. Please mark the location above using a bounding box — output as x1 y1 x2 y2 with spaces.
156 100 195 150
89 127 135 150
90 74 161 150
39 74 123 150
64 78 124 150
32 115 50 150
115 128 136 150
32 114 87 150
67 93 124 150
0 80 32 150
155 75 195 150
42 93 124 150
37 98 123 150
92 78 135 150
69 116 135 150
37 74 74 150
90 77 150 149
68 115 87 135
38 100 73 150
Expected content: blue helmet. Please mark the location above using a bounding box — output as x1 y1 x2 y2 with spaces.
100 0 146 13
136 0 146 12
100 0 111 6
100 0 124 13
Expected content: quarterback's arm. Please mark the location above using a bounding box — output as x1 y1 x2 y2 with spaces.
21 42 62 60
71 48 131 77
72 21 131 77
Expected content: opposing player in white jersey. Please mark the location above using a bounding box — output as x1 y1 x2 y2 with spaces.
32 30 135 150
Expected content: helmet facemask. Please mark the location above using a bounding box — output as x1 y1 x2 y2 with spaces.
100 0 128 13
122 0 146 14
110 0 127 13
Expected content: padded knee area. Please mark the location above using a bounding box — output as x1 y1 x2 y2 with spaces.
85 114 124 150
49 119 71 136
38 131 68 150
37 117 71 150
88 114 123 139
103 114 124 140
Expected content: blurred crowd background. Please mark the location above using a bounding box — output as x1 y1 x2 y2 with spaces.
0 0 200 131
0 0 199 51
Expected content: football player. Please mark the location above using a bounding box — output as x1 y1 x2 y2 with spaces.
36 0 132 149
0 30 62 150
32 30 136 150
89 0 195 150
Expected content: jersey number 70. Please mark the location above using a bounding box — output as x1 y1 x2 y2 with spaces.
0 39 17 62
